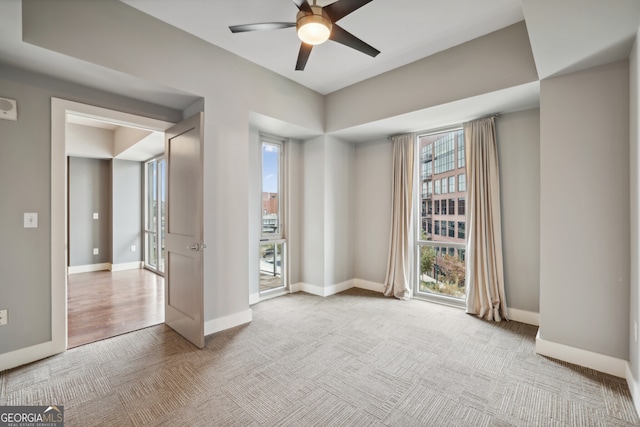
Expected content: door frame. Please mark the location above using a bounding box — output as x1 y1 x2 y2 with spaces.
52 100 173 352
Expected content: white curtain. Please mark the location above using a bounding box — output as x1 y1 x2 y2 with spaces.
464 117 508 321
383 134 414 300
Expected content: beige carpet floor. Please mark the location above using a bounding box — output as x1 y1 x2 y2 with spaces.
1 288 638 426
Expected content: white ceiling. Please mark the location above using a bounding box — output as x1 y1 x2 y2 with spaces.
1 0 639 143
121 0 524 95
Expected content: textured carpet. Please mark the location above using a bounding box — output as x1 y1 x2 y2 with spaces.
1 288 637 426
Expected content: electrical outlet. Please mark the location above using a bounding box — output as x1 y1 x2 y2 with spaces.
130 245 136 252
93 248 99 255
0 309 7 326
93 212 99 219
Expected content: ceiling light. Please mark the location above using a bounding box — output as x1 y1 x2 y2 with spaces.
296 7 332 45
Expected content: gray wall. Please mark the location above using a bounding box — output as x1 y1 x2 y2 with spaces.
0 66 180 354
352 109 541 314
497 108 541 313
68 157 112 266
301 137 326 287
325 22 538 133
539 60 630 359
354 139 393 283
112 159 143 265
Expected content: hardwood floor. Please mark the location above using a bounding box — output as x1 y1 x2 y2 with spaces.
67 268 164 348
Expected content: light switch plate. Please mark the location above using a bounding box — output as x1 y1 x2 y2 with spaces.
24 212 38 228
93 212 99 219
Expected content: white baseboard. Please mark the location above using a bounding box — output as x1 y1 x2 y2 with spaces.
626 363 640 417
290 280 354 297
353 279 385 293
507 308 539 326
67 263 110 274
204 309 252 336
0 339 65 372
535 330 626 378
249 292 260 305
110 261 143 272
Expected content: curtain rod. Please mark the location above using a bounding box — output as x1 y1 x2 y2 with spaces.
387 113 500 140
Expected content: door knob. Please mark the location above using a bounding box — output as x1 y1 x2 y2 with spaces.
188 243 200 251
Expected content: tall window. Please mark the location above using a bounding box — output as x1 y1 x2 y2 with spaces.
144 158 165 274
416 127 466 306
260 137 286 296
261 141 281 237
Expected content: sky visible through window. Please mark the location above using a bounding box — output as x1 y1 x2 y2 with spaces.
262 143 279 193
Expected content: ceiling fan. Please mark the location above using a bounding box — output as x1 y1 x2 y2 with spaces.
229 0 380 71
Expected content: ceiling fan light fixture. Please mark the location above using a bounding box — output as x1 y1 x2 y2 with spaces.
296 8 332 45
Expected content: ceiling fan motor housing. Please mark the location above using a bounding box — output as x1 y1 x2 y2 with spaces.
296 6 333 45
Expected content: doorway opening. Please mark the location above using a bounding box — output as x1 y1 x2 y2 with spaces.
54 99 175 349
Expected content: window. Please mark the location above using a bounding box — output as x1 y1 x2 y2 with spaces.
261 141 282 237
434 133 455 174
458 173 466 192
260 137 287 296
457 131 465 168
458 198 465 216
458 249 466 261
422 181 427 199
416 128 466 305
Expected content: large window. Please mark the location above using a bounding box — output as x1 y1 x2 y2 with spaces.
416 128 466 306
260 137 286 296
144 158 165 274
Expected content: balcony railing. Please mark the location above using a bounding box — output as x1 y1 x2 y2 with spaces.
421 192 433 199
420 172 432 181
421 153 433 163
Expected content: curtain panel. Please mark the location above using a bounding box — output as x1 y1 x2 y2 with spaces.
383 134 415 300
464 116 508 321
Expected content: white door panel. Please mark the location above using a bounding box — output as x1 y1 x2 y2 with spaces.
165 113 204 348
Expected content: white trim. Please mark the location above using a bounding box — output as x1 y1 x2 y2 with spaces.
67 263 111 274
507 308 539 326
249 292 260 305
353 279 385 293
110 261 143 272
290 280 354 297
626 363 640 417
535 330 626 378
204 309 252 336
0 340 60 372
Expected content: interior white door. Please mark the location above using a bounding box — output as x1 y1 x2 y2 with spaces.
164 112 204 348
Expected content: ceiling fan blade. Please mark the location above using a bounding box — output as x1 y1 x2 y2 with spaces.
292 0 312 13
329 24 380 57
324 0 373 22
295 43 313 71
229 22 295 33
